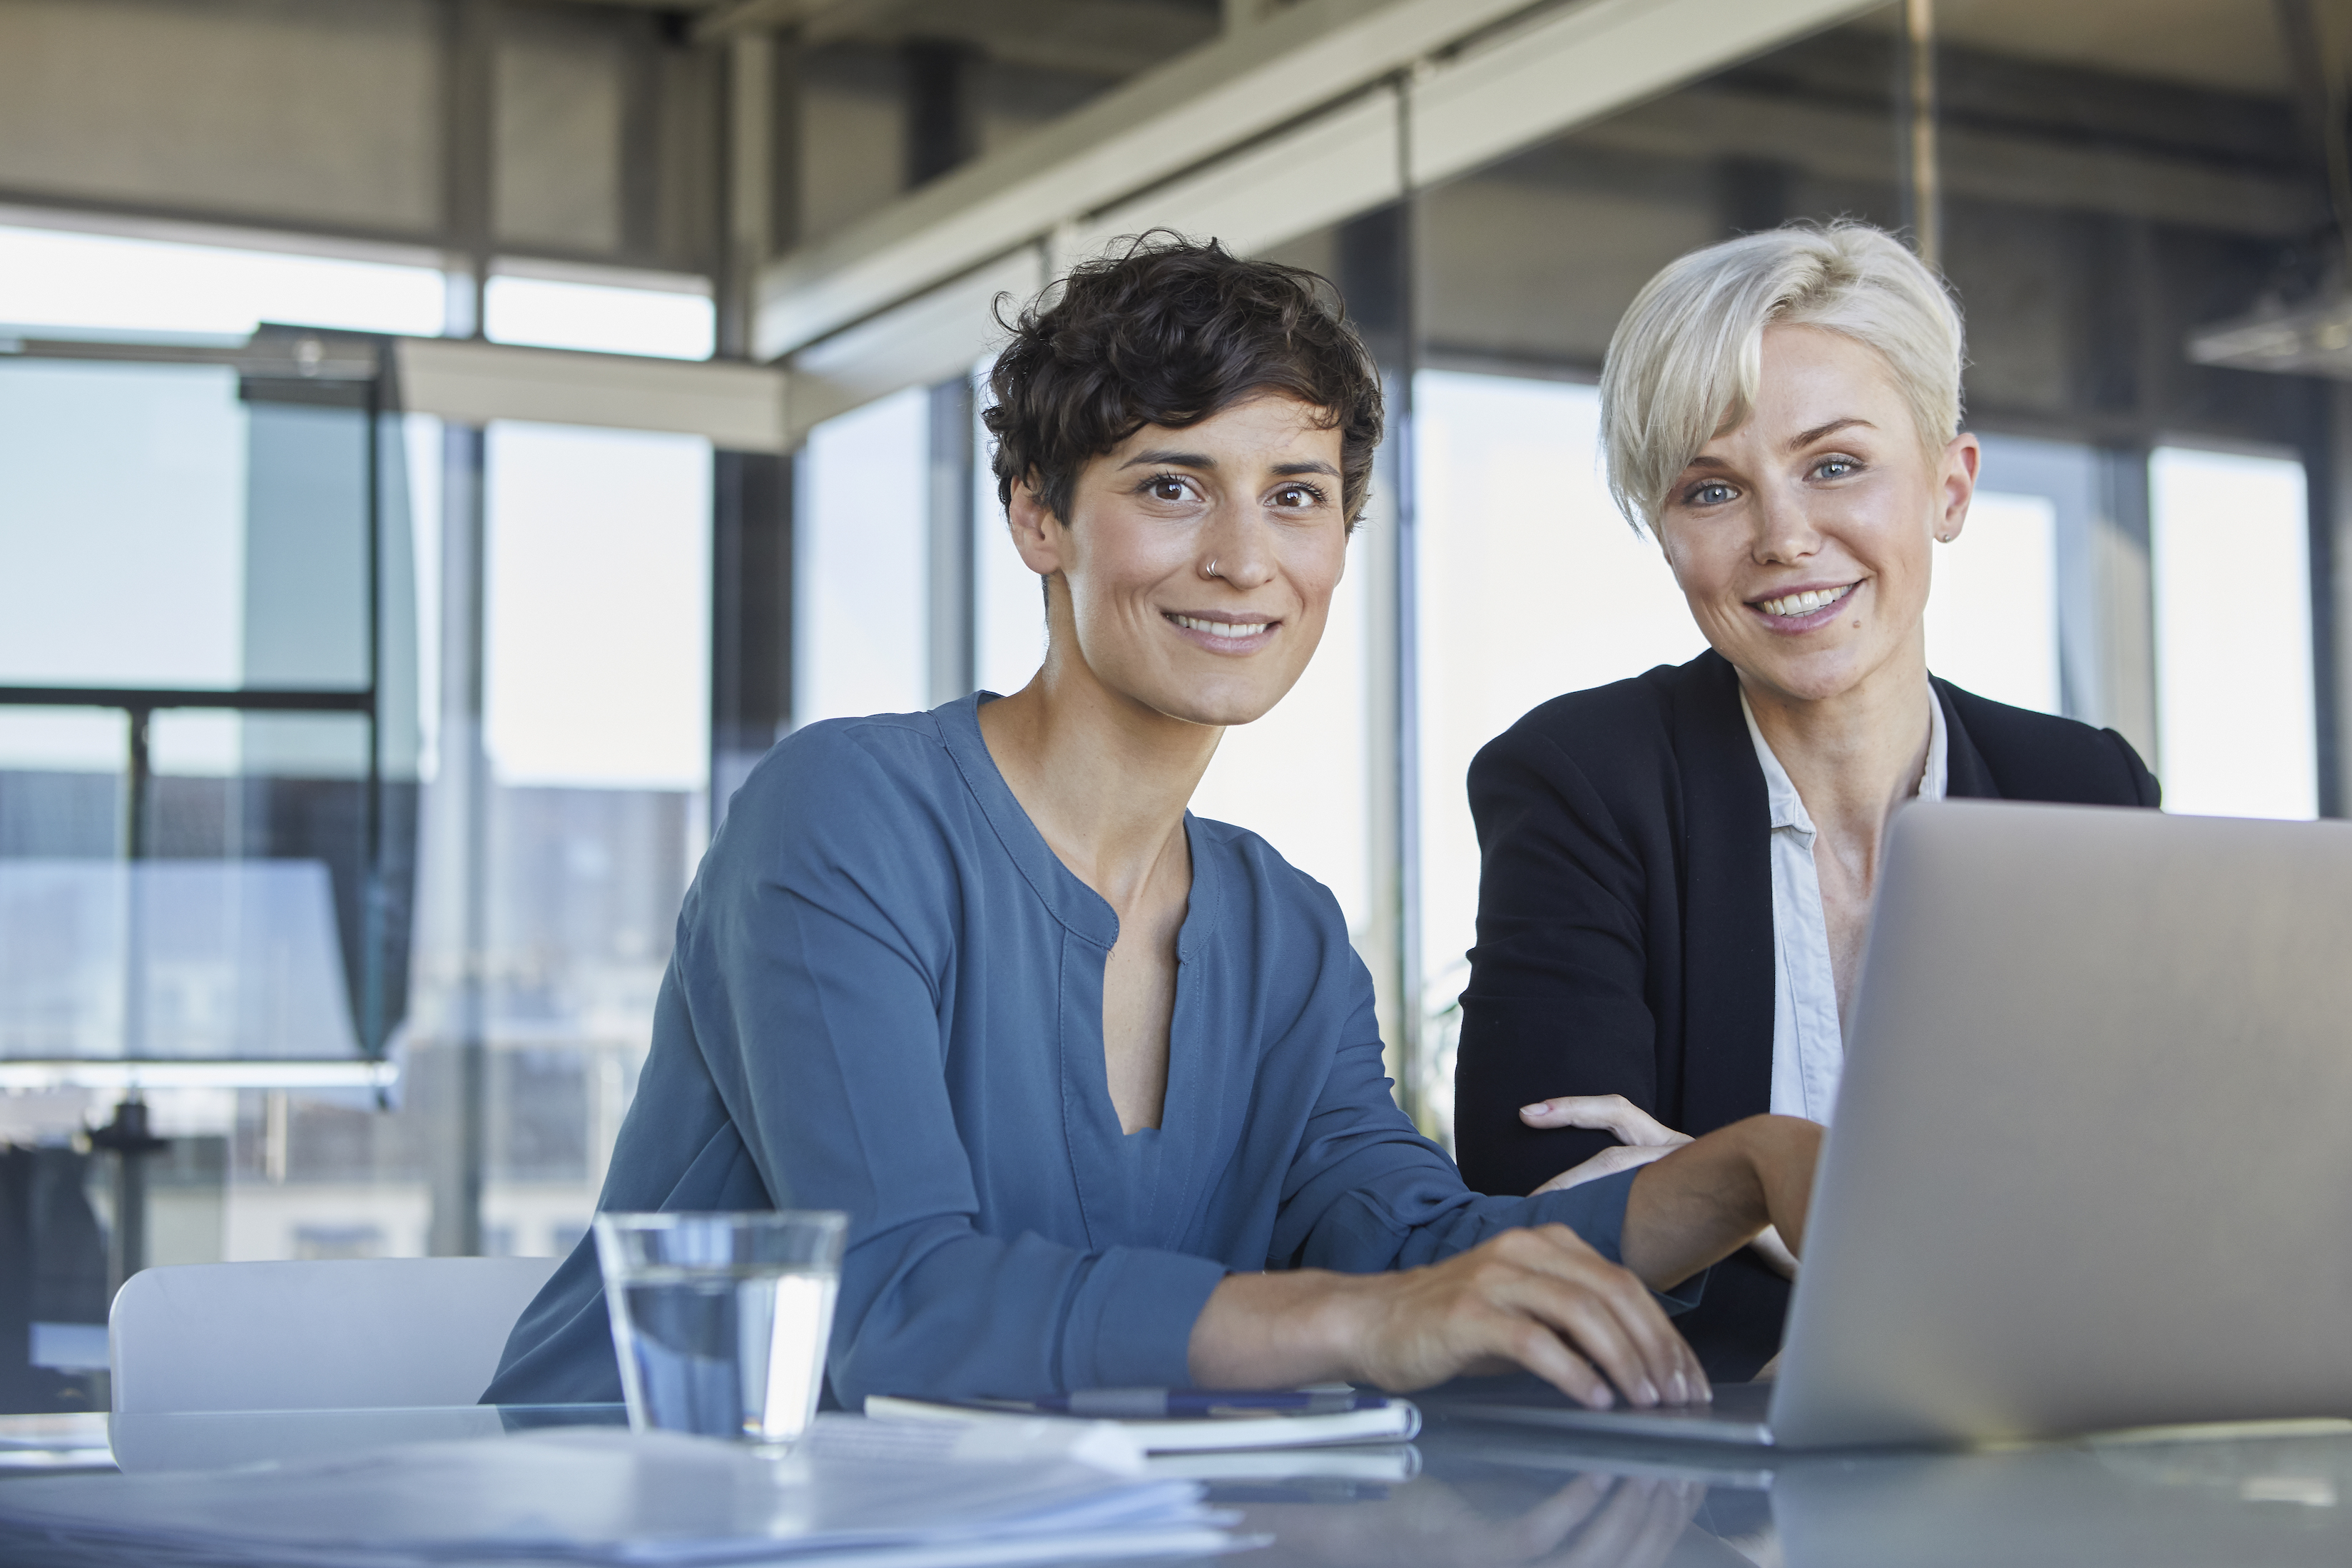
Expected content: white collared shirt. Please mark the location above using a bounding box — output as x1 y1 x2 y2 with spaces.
1739 686 1948 1124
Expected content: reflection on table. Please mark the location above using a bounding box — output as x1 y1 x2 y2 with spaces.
4 1404 2350 1565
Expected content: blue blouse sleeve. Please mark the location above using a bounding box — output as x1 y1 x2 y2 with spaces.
683 727 1227 1409
1269 949 1704 1313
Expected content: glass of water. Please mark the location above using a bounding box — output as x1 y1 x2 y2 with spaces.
593 1210 847 1445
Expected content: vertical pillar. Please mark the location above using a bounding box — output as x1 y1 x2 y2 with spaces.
2090 446 2161 766
426 423 489 1258
2316 383 2352 817
2066 216 2160 767
711 452 794 826
92 1099 166 1295
429 0 497 1244
713 31 797 827
927 378 977 708
1895 0 1941 271
442 0 497 338
717 36 773 362
1338 195 1422 1129
903 40 979 190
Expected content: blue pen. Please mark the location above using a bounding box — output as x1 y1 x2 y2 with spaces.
971 1388 1388 1418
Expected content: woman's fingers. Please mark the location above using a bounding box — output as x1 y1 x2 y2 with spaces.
1495 1313 1618 1409
1517 1094 1691 1147
1682 1333 1713 1405
1532 1141 1679 1195
1487 1228 1694 1406
1350 1226 1708 1407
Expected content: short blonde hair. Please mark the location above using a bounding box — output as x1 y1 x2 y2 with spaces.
1599 221 1965 534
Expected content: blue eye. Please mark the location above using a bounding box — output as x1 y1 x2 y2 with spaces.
1815 457 1858 480
1690 482 1736 506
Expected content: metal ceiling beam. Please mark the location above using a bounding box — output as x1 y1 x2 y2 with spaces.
750 0 1878 366
750 0 1515 360
394 337 788 450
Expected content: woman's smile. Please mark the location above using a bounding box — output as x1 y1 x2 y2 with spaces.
1164 608 1281 653
1748 579 1861 631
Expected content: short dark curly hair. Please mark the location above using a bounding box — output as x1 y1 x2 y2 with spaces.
984 233 1385 529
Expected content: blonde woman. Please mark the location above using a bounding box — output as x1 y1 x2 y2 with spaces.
1452 223 2159 1379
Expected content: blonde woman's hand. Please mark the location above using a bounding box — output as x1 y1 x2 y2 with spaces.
1525 1096 1801 1278
1523 1096 1692 1195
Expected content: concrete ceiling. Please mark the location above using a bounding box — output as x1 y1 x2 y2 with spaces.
1873 0 2309 100
533 0 1221 76
546 0 2328 103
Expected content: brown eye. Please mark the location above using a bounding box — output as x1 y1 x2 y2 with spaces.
1151 477 1187 502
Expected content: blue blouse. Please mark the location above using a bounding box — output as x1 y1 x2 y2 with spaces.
484 693 1666 1409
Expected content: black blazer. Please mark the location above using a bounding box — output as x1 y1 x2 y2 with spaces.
1452 649 2160 1377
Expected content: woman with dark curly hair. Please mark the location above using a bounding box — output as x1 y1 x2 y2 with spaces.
485 235 1818 1413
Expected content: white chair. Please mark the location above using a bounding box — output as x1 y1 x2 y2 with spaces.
108 1256 561 1414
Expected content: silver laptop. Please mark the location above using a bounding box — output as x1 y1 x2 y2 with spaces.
1430 800 2352 1449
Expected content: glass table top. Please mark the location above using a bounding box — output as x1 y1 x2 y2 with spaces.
4 1404 2350 1565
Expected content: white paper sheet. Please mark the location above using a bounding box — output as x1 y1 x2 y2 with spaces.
0 1425 1233 1568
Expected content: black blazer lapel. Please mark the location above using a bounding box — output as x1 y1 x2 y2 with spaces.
1667 652 1777 1134
1933 680 2002 799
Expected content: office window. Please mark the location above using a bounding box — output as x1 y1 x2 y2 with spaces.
0 224 442 337
484 423 712 793
484 274 716 361
2151 447 2317 820
0 360 248 690
795 389 930 726
1924 489 2061 715
1415 371 1705 1111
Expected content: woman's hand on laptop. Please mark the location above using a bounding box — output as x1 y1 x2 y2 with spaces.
1188 1227 1708 1410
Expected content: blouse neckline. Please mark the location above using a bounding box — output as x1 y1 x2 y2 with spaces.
932 691 1219 961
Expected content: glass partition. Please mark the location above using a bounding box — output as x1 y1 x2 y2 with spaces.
0 334 419 1070
0 327 420 1410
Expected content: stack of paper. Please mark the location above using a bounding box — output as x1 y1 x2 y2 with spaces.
0 1423 1235 1568
866 1394 1421 1454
